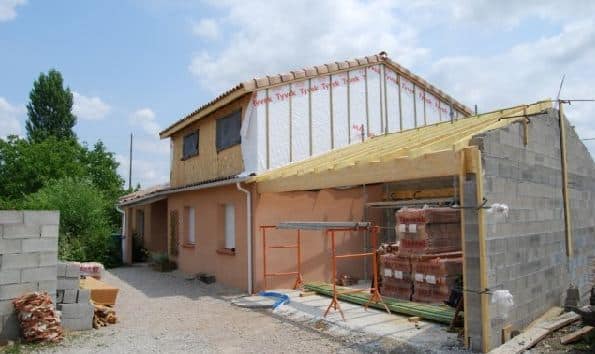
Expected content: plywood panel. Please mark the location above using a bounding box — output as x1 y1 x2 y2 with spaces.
170 94 250 187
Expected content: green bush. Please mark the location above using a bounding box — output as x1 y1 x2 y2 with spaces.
20 177 121 267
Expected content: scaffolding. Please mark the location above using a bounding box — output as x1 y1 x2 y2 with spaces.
260 221 390 320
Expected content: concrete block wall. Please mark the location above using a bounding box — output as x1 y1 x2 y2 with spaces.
471 109 595 350
0 210 59 340
56 261 94 331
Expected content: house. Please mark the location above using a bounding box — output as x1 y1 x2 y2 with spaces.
118 52 595 352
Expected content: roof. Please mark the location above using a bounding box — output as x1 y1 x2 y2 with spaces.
159 52 473 138
118 176 248 207
250 100 553 193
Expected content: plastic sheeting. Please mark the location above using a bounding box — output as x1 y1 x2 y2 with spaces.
240 63 468 175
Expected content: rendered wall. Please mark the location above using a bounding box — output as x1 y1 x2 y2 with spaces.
242 63 467 173
252 186 383 291
167 184 248 291
472 110 595 350
0 211 59 340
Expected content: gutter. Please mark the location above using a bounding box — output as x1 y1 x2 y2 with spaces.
236 181 253 294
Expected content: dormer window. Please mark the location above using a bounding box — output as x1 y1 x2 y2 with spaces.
182 130 199 160
216 110 241 151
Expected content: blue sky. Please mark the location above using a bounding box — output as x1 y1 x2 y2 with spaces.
1 0 594 187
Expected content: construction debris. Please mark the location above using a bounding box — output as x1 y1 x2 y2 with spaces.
12 292 64 343
560 325 593 345
92 302 117 329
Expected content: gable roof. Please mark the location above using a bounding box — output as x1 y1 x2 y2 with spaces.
249 100 553 193
159 52 473 138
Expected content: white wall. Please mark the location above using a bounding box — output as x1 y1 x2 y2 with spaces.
241 63 467 174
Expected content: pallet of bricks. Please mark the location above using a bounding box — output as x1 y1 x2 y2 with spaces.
380 207 463 304
56 261 94 331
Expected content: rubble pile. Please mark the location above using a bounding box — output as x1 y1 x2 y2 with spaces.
12 292 64 343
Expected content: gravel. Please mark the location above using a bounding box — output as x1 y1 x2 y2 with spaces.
29 264 404 353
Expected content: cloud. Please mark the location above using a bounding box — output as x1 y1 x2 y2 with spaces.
0 97 23 137
116 154 169 189
129 108 160 135
72 91 111 121
135 138 169 155
0 0 26 22
188 0 428 92
192 18 220 40
427 20 595 146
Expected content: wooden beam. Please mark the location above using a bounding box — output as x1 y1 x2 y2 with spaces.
256 149 459 193
559 103 573 257
458 149 470 348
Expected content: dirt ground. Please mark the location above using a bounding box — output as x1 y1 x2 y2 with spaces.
12 264 451 353
528 320 595 353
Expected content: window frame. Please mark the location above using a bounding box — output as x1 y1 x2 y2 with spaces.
215 110 242 152
181 130 200 160
184 206 196 246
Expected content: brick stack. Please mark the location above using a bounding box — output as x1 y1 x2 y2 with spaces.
380 254 412 300
56 262 93 331
396 207 461 255
379 207 463 304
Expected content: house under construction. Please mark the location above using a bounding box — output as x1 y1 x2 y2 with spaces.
118 52 595 352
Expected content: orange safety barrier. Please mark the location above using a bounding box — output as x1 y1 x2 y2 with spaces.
261 225 304 291
324 225 390 320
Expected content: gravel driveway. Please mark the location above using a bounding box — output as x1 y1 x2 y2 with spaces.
31 264 393 353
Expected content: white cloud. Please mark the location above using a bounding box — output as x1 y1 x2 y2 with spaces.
129 108 160 135
192 18 220 40
72 91 111 121
427 20 595 146
0 0 25 22
135 138 169 155
0 97 23 137
116 154 169 189
188 0 428 92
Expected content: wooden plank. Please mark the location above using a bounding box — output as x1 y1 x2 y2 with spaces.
256 149 459 193
559 103 573 257
458 149 470 348
560 326 593 344
489 311 580 354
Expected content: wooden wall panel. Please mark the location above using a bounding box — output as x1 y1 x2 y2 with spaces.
171 94 251 187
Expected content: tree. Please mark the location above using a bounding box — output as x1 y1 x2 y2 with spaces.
25 69 77 142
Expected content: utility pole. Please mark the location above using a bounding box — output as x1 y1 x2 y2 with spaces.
128 133 133 190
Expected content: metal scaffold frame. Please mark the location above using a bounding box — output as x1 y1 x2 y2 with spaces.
260 225 303 291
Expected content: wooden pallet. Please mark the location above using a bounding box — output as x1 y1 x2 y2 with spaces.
304 281 455 324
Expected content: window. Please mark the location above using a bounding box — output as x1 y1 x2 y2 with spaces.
224 204 235 249
216 110 241 151
182 131 199 160
186 207 196 245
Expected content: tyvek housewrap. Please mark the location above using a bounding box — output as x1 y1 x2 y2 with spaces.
240 63 465 175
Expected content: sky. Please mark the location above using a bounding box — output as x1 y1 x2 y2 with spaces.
1 0 594 188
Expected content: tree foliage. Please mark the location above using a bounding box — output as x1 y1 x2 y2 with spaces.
25 69 77 142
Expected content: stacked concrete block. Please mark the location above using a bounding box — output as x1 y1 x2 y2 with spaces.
468 109 595 350
0 210 59 340
56 261 94 331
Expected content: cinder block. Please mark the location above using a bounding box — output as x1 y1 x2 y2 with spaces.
41 225 59 238
62 289 78 304
57 262 67 277
0 253 39 269
0 211 24 224
0 239 22 254
77 289 91 304
23 211 59 226
0 283 37 301
39 251 58 266
21 266 57 282
21 238 58 252
0 300 14 316
57 277 79 291
2 224 40 239
61 316 93 331
57 303 94 319
0 270 20 285
65 262 80 278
